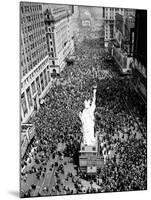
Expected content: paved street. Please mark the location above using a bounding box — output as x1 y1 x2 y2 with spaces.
20 4 147 197
21 37 147 196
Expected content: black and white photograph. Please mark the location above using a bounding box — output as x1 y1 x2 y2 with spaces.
20 1 147 198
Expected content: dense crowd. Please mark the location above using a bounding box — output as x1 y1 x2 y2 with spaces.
95 78 147 191
21 38 147 197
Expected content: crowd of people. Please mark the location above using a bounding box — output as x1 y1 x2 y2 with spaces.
95 77 147 191
21 38 147 197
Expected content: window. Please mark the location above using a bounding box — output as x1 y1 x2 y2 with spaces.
36 77 41 95
26 87 33 109
21 6 24 14
92 147 96 151
31 81 36 95
44 69 48 86
110 24 114 38
47 68 50 82
39 5 42 10
21 93 28 117
40 73 44 91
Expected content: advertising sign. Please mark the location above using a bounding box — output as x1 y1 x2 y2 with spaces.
87 166 97 173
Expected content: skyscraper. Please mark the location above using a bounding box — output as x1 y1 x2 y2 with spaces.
43 4 74 72
103 7 124 47
20 2 52 123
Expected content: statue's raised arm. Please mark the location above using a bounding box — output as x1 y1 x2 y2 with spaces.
91 88 97 111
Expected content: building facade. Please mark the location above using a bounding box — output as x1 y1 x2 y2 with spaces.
103 7 124 47
20 3 75 123
79 141 103 174
43 5 74 72
131 10 147 101
107 8 135 74
124 15 135 56
103 7 135 48
79 135 104 175
114 11 135 54
21 123 35 158
20 2 53 123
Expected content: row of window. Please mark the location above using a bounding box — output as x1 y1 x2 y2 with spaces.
23 32 38 45
31 42 47 57
47 37 54 53
20 4 42 14
22 58 49 86
35 46 47 58
21 30 47 76
22 21 44 36
105 34 113 39
21 66 50 118
22 21 44 34
45 26 52 33
25 13 43 23
21 13 43 25
22 41 46 61
23 30 45 47
106 8 124 11
22 48 47 78
105 16 114 20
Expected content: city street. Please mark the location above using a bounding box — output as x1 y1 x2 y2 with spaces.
20 3 147 198
21 37 147 197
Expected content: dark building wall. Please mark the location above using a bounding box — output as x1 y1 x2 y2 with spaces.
71 5 74 14
115 13 124 34
103 7 105 18
132 9 147 101
125 16 135 40
134 10 147 67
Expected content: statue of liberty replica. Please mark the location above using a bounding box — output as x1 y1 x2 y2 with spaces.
79 86 97 145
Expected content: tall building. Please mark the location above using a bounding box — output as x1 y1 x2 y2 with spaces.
131 10 147 101
43 5 74 72
124 15 135 56
125 8 136 17
114 11 135 54
103 7 135 48
20 2 53 123
103 7 124 47
107 8 135 74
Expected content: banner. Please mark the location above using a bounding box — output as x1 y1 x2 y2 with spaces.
87 166 97 173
